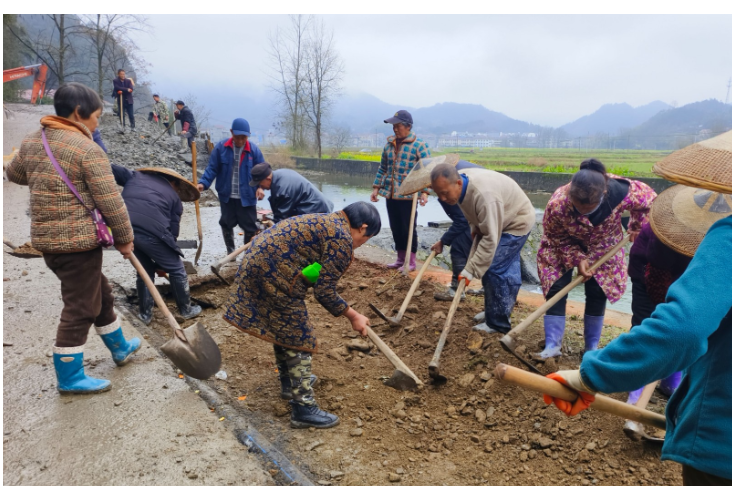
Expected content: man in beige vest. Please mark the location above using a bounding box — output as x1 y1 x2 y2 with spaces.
431 165 535 334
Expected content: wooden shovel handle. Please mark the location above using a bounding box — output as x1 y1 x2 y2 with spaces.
396 250 436 319
495 363 666 430
504 235 631 340
403 193 419 274
192 142 204 265
3 238 17 250
365 326 423 387
128 253 187 342
215 241 252 268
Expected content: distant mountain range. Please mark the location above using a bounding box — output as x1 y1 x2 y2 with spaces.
560 101 673 136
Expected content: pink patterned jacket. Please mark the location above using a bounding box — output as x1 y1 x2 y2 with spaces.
537 176 656 303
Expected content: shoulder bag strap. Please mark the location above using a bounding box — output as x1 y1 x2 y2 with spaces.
41 128 91 213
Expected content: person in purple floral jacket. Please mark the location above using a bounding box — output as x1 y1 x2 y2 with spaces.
535 159 656 358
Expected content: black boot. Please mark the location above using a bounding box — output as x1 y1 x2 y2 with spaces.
280 374 319 400
136 277 154 325
169 273 202 320
290 402 340 429
244 232 255 246
221 227 236 255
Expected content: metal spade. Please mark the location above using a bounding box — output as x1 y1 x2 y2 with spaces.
129 254 221 379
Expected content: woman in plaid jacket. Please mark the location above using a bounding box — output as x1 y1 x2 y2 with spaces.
370 110 430 271
7 82 140 395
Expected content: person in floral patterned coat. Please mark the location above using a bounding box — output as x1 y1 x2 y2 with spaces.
370 110 431 270
223 202 380 429
535 159 656 358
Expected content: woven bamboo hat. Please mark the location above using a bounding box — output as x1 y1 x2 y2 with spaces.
137 167 200 202
652 131 732 194
649 184 732 257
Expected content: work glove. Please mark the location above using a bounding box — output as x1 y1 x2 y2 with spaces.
459 269 473 287
543 370 596 417
155 269 168 278
117 91 123 94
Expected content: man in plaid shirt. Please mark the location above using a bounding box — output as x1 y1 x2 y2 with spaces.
370 110 431 271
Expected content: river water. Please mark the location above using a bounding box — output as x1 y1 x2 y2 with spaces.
254 169 632 315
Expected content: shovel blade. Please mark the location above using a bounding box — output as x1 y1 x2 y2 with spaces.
210 265 230 285
428 364 447 385
369 303 400 327
160 322 221 380
183 260 198 275
499 334 543 375
383 370 420 392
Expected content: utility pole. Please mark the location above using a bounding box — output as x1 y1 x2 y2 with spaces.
725 78 732 105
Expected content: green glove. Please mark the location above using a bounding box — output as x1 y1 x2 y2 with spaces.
302 262 322 284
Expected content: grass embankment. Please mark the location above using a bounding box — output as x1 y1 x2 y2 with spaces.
336 148 671 177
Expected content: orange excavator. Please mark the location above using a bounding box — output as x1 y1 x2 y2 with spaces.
3 63 48 104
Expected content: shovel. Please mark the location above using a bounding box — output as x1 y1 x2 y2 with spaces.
495 363 666 430
623 382 665 443
3 238 42 259
151 121 178 146
429 237 480 384
128 253 221 379
191 142 204 266
211 242 252 285
370 250 436 326
498 235 632 373
365 325 423 392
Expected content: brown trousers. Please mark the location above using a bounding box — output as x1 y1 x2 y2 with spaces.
682 465 732 486
43 246 117 348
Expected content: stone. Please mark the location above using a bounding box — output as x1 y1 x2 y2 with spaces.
578 450 591 462
445 406 457 416
306 440 325 451
585 441 597 451
358 283 369 290
330 470 345 479
349 428 363 437
535 437 554 449
318 480 332 486
406 305 419 314
396 467 405 475
347 339 371 352
470 435 480 443
519 451 528 462
114 401 123 407
480 371 492 381
458 374 476 388
528 450 538 459
475 409 486 423
388 473 401 482
432 311 446 320
21 270 28 276
187 472 198 479
466 331 483 353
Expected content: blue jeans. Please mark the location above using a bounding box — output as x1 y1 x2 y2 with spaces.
482 232 529 333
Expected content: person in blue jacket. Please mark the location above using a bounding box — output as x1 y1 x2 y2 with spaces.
197 118 265 254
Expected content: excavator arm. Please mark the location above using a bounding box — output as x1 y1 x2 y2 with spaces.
3 64 48 104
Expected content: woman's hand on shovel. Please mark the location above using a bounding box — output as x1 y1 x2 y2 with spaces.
343 307 370 337
543 370 596 417
115 241 134 259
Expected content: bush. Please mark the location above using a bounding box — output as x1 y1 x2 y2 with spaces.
528 157 547 167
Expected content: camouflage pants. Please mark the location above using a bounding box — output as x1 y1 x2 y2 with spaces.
273 345 316 406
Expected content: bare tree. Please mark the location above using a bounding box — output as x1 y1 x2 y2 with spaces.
181 93 212 132
80 14 150 99
303 19 344 159
328 124 352 157
267 15 312 151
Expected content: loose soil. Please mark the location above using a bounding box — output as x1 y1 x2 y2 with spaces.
127 259 681 486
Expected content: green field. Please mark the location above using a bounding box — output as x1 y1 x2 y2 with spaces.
337 148 672 177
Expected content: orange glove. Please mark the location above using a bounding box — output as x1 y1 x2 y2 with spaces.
155 269 168 278
118 91 123 94
543 372 596 417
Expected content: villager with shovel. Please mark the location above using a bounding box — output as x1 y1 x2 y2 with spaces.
197 118 265 254
535 159 656 359
110 165 203 325
151 93 170 132
249 162 333 223
6 82 140 394
370 110 431 271
112 69 135 131
429 161 536 335
541 132 732 485
222 202 379 429
174 100 197 154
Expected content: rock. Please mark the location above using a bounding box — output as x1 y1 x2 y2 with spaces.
394 401 405 411
445 406 457 416
45 352 52 358
388 473 401 482
327 347 349 360
21 270 28 276
480 371 492 381
318 480 332 486
113 401 123 407
486 406 496 418
484 442 494 453
349 428 363 437
432 311 446 320
458 373 475 388
392 409 407 419
396 467 405 474
470 435 480 443
187 472 198 479
475 409 486 423
543 357 558 373
406 305 419 314
330 470 345 479
306 440 325 451
273 404 290 417
357 283 369 290
347 339 371 352
466 331 483 353
484 379 495 390
585 441 597 451
528 449 538 459
535 437 554 449
417 339 433 348
519 451 528 462
460 406 474 416
578 449 591 462
378 278 387 285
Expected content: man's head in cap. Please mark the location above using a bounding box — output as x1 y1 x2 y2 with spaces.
384 110 413 140
153 93 161 102
175 100 185 111
249 162 273 189
230 118 251 148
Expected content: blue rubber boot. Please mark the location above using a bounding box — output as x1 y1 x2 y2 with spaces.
626 387 644 405
97 319 141 366
583 315 605 352
537 315 565 358
659 372 682 396
387 250 406 269
53 345 111 394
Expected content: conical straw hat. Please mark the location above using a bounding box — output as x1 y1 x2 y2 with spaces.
396 154 460 196
649 184 732 257
137 167 200 202
652 131 732 194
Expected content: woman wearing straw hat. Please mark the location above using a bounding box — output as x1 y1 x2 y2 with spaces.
542 131 732 485
535 158 656 359
111 165 203 324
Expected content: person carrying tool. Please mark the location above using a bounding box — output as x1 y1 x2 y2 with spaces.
541 132 732 485
110 164 203 325
197 118 265 254
112 69 135 130
6 82 139 395
535 159 656 359
249 162 333 224
431 160 483 301
430 165 535 335
174 100 197 153
222 202 379 429
151 93 170 131
370 110 430 271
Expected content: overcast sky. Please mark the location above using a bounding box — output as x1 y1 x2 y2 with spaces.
134 14 732 127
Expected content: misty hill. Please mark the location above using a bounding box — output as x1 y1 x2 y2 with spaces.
561 101 672 136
